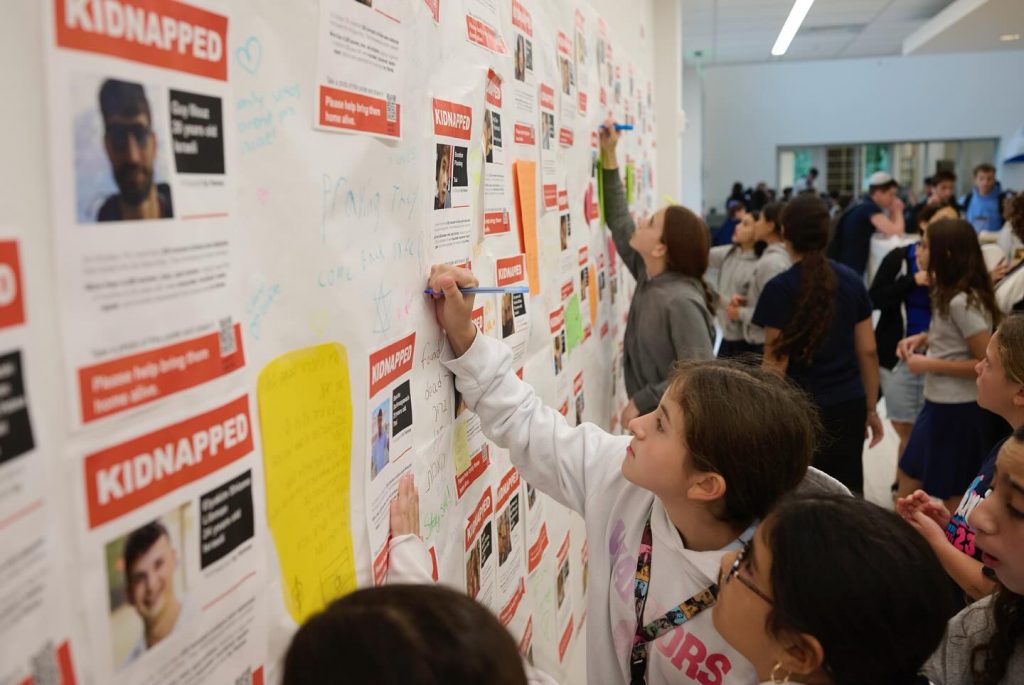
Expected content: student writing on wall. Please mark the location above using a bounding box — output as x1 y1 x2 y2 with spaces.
425 262 849 685
598 117 715 427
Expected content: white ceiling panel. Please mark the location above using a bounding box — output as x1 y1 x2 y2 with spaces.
683 0 959 65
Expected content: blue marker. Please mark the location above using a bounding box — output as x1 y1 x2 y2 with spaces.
423 286 530 296
600 123 633 131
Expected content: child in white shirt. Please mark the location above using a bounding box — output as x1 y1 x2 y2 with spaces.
426 264 848 685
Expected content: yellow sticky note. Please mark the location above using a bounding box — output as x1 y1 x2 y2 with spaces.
258 343 356 624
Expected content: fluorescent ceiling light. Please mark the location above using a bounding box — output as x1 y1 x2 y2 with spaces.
1000 33 1021 42
771 0 817 56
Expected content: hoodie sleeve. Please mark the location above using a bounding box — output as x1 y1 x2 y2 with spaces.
602 168 645 280
444 333 630 515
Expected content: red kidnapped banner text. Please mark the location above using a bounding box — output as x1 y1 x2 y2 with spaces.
55 0 228 80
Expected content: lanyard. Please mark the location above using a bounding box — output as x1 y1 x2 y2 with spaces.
629 510 720 685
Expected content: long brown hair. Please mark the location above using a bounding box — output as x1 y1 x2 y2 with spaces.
662 205 715 313
1009 192 1024 243
666 359 819 523
996 314 1024 385
760 201 785 237
926 218 1001 328
773 196 836 364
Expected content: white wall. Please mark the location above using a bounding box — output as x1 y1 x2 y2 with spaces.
699 50 1024 210
652 0 683 203
681 64 703 211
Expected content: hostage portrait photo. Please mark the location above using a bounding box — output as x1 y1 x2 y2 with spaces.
105 503 194 669
434 143 452 210
370 397 393 480
72 75 174 224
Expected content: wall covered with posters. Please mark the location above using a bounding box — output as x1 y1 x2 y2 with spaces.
0 0 668 683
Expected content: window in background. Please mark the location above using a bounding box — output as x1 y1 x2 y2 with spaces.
778 150 795 189
793 148 812 186
778 138 996 201
826 146 857 196
863 143 892 189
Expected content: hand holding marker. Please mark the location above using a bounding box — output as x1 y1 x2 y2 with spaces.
423 285 529 296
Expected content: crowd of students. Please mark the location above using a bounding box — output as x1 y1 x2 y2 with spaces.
279 137 1024 683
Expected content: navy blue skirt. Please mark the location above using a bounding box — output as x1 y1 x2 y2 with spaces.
899 400 988 499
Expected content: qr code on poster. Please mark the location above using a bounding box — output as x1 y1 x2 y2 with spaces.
386 93 397 123
235 667 252 685
30 641 58 685
218 317 236 357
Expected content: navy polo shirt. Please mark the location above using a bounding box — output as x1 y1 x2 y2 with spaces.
753 260 873 408
835 199 882 276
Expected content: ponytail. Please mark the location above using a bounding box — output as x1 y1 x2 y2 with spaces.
662 204 715 314
772 197 836 363
698 279 716 315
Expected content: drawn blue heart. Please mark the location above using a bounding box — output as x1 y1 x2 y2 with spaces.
236 36 262 75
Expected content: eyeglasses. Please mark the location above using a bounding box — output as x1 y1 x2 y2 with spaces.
725 540 774 605
105 123 151 152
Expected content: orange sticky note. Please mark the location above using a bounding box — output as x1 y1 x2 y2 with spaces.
514 161 541 296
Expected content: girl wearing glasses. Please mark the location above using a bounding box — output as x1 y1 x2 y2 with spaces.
426 263 846 685
713 495 950 684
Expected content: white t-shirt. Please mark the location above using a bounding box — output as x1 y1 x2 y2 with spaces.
444 334 850 685
924 292 992 404
997 220 1023 264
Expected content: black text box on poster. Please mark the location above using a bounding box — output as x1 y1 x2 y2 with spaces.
452 146 469 188
199 469 255 569
169 89 225 174
480 520 493 565
0 349 34 465
512 293 526 317
490 111 503 149
392 380 413 435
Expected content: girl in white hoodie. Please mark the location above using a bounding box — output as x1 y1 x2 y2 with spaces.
426 264 846 685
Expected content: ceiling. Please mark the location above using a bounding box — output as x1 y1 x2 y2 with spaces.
904 0 1024 55
683 0 960 65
